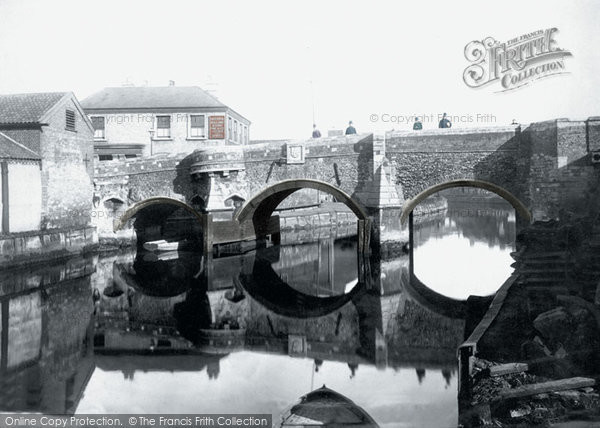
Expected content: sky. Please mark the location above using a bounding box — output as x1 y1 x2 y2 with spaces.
0 0 599 140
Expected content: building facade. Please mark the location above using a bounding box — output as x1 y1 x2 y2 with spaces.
0 92 96 264
81 86 251 160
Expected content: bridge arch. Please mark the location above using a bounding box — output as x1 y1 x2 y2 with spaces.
400 179 531 224
114 196 203 232
234 179 368 225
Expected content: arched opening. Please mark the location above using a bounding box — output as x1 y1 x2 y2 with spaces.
401 179 531 225
404 180 525 301
115 197 204 232
235 179 368 224
234 180 369 299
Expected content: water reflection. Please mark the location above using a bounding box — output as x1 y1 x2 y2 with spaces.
0 258 95 414
271 237 358 297
413 190 516 300
0 218 507 426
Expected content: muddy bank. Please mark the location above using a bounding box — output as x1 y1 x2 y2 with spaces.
459 214 600 426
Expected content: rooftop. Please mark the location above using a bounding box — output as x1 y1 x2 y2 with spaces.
0 92 68 126
0 132 41 160
81 86 228 110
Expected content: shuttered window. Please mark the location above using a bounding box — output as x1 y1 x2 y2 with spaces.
189 115 206 138
66 109 76 131
156 115 170 138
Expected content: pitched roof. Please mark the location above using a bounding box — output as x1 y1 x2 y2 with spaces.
0 132 41 160
0 92 68 125
81 86 228 110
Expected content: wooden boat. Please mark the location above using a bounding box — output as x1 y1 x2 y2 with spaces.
279 385 379 427
142 239 188 252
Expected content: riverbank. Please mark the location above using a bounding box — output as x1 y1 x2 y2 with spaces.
459 215 600 426
0 226 97 268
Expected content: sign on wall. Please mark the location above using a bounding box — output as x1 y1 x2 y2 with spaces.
286 142 305 164
209 115 226 139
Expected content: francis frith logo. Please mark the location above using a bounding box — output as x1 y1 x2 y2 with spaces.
463 28 572 92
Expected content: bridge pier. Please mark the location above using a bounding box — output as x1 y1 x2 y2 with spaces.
353 131 408 256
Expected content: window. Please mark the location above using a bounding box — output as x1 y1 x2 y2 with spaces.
91 116 105 139
98 154 113 161
228 117 232 141
155 115 171 138
189 114 206 139
66 109 76 131
234 120 238 142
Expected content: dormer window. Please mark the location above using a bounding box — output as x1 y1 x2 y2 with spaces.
65 109 76 131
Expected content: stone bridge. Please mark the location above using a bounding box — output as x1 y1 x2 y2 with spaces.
93 117 600 251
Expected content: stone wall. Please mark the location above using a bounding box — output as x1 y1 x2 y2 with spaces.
520 119 600 220
93 118 600 248
385 126 521 199
0 227 96 267
40 96 95 230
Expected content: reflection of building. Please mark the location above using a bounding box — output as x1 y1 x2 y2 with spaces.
81 85 251 160
0 256 96 414
94 355 226 382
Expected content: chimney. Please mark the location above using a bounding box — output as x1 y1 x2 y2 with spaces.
169 80 175 86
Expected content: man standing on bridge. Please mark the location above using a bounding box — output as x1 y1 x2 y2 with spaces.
345 120 357 135
438 113 452 128
312 124 322 138
413 117 423 130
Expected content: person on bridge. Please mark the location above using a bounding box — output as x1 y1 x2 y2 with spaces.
345 120 357 135
438 113 452 128
312 124 322 138
413 117 423 130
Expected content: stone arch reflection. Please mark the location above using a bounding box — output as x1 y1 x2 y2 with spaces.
237 246 364 319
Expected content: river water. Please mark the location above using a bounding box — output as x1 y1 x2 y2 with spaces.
0 192 515 427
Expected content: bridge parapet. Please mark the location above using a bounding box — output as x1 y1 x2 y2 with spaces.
189 145 245 175
385 125 521 152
